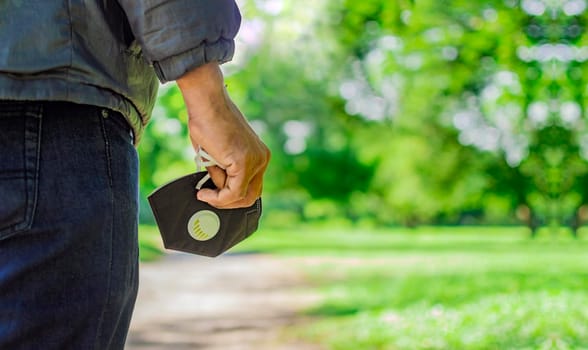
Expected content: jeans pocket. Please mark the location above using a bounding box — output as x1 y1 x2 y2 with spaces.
0 103 41 240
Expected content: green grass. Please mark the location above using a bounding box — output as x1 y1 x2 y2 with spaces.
138 225 164 262
235 225 588 349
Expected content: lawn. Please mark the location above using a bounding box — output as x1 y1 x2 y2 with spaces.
234 225 588 350
138 225 164 262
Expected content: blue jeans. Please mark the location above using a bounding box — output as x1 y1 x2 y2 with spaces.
0 101 139 349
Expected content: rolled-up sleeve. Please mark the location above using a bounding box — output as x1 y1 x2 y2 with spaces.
118 0 241 82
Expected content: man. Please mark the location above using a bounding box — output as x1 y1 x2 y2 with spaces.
0 1 270 349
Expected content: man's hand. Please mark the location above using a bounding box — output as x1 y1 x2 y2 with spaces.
177 62 270 209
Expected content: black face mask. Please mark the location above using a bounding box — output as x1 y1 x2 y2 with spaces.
147 171 262 257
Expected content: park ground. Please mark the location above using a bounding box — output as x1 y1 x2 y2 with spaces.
126 252 322 350
127 225 588 350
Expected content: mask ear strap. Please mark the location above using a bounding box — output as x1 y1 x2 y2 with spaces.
194 146 224 190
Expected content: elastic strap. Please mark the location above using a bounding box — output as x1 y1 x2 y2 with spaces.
194 147 224 190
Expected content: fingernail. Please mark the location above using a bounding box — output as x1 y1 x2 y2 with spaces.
197 192 209 203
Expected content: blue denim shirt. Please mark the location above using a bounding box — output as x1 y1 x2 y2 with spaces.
0 0 241 143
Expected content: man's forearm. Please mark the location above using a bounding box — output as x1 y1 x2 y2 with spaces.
176 62 270 208
176 61 227 114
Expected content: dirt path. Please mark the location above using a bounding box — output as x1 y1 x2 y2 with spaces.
125 253 322 350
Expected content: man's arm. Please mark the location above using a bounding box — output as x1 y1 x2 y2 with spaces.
177 62 270 208
117 0 269 208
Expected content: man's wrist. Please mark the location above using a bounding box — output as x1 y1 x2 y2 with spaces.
176 61 228 116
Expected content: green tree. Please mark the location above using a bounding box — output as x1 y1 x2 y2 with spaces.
329 0 588 228
138 0 588 231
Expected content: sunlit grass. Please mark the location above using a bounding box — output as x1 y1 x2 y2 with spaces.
137 224 588 348
236 225 588 349
303 291 588 349
138 225 164 262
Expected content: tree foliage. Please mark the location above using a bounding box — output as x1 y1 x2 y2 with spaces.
138 0 588 229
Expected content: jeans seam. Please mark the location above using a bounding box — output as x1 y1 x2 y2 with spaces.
100 112 114 187
93 114 115 350
24 106 42 234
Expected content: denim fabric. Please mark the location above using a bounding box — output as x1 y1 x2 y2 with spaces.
0 101 139 349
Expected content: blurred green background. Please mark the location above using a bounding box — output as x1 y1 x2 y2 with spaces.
139 0 588 233
137 0 588 348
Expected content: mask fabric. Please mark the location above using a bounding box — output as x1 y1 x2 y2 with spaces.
147 149 262 257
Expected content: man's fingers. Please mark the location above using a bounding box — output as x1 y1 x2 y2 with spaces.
197 171 249 207
218 173 263 208
196 167 266 209
206 166 227 189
